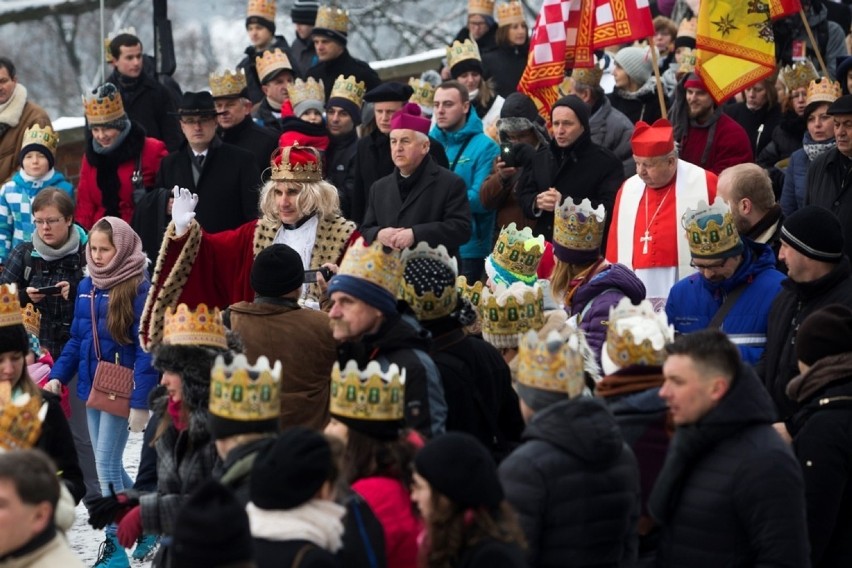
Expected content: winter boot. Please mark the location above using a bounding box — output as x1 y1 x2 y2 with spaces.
92 533 129 568
131 534 160 561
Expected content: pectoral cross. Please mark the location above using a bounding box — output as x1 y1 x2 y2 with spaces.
640 231 652 255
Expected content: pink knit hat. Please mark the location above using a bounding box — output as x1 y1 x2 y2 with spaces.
390 103 431 135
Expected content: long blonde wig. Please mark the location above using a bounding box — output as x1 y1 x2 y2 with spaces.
258 178 342 224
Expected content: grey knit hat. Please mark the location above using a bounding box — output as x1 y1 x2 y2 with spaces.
615 46 653 86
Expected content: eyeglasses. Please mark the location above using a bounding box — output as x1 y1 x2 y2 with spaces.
33 217 65 227
689 258 728 270
180 117 216 126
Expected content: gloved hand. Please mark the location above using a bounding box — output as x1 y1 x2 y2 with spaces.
117 505 143 548
171 186 198 237
128 408 149 433
87 484 141 529
42 379 62 395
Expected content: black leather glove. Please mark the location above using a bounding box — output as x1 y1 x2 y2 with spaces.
87 483 141 529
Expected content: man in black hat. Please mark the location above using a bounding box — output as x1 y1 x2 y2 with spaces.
155 92 260 232
290 0 320 74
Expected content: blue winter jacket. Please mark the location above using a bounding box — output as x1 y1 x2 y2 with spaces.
51 277 158 409
665 240 785 365
430 110 500 260
780 133 835 217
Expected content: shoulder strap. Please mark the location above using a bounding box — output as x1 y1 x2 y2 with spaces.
22 250 33 285
708 281 749 329
450 136 474 172
90 291 103 362
291 543 316 568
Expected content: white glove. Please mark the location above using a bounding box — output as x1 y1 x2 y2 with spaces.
171 186 198 237
43 379 62 395
128 408 150 433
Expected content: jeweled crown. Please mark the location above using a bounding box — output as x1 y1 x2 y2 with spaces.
0 388 47 451
209 354 282 422
677 49 696 75
496 1 524 25
315 5 349 33
681 199 740 258
480 282 545 347
330 360 405 422
553 197 606 252
490 223 544 279
781 60 819 91
22 304 40 337
21 124 59 155
247 0 276 20
399 243 458 321
408 78 436 107
255 48 293 83
0 284 22 329
163 303 228 350
806 77 841 107
604 297 674 371
289 77 325 108
329 74 365 108
469 0 495 16
83 84 126 125
517 329 585 398
572 65 603 87
270 144 323 182
209 69 247 98
457 276 485 308
447 39 482 71
338 237 404 296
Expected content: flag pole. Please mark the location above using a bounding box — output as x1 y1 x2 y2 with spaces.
648 38 668 120
798 9 830 78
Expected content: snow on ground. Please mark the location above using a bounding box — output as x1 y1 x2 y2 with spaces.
67 431 153 567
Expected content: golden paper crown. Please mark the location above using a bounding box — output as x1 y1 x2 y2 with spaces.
0 389 47 451
408 77 436 108
247 0 276 21
496 1 524 26
290 77 326 108
572 65 603 87
209 69 248 98
490 223 545 278
329 74 365 108
104 27 138 63
338 237 404 296
517 330 585 398
806 77 841 107
457 276 485 308
209 354 282 422
315 5 349 33
604 298 674 371
677 17 696 40
447 39 482 71
163 303 228 349
21 304 40 337
399 243 458 321
480 282 545 347
255 48 293 83
270 144 323 182
0 284 22 329
681 199 740 258
781 60 819 92
553 197 606 252
469 0 495 16
330 360 405 422
83 84 126 125
21 124 59 156
677 49 696 75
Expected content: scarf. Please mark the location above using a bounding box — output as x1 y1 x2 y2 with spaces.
744 204 782 242
86 122 144 218
0 84 26 128
596 370 664 398
86 217 147 289
167 398 187 431
246 499 346 552
91 120 132 156
678 106 722 168
32 225 81 262
786 352 852 404
803 137 836 162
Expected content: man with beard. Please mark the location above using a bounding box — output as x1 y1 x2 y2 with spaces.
717 163 783 264
665 199 785 365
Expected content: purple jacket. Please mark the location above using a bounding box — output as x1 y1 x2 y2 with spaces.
569 263 646 368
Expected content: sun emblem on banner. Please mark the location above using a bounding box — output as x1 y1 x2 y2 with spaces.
712 14 738 36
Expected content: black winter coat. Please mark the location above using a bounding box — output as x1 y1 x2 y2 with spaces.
456 538 525 568
154 139 260 233
39 392 86 504
214 437 274 507
607 88 666 125
327 130 358 208
361 155 472 259
306 50 381 102
252 98 284 135
237 36 302 105
757 258 852 419
805 148 852 260
498 397 641 568
254 539 339 568
649 364 810 568
107 70 182 151
219 115 279 174
482 43 528 98
723 102 783 158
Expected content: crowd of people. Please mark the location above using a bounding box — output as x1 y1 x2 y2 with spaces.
0 0 852 567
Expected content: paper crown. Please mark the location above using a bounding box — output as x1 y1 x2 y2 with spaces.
21 125 59 155
631 118 674 157
408 77 436 108
447 39 482 71
209 69 247 98
457 276 485 308
603 298 674 374
337 237 404 296
209 354 282 423
469 0 495 16
496 1 524 25
247 0 276 20
103 27 137 63
490 223 545 279
329 75 365 108
0 284 22 329
480 282 545 348
677 49 696 75
21 304 40 338
677 17 696 39
255 48 293 83
681 199 740 258
315 5 349 33
83 84 126 125
572 64 603 87
806 77 841 107
399 243 458 321
0 387 47 451
330 360 405 422
270 144 323 182
781 60 819 92
289 77 325 108
162 303 228 350
553 197 606 252
517 330 585 398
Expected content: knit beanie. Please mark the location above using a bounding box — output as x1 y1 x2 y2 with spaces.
326 97 362 126
500 92 544 125
780 205 844 263
450 57 484 79
414 432 503 510
796 304 852 366
250 427 332 510
551 95 590 133
291 0 319 25
614 46 653 86
0 324 29 355
327 274 398 317
171 480 254 568
250 244 304 297
19 144 54 171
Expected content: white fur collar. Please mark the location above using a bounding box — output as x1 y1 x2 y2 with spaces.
246 499 345 552
0 84 27 128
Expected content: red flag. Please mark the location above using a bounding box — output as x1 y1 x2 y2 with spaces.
590 0 656 53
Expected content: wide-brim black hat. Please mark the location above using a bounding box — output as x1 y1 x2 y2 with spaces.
827 94 852 116
173 91 224 117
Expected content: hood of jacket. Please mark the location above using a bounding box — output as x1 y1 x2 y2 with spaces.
700 238 778 296
339 309 433 365
430 106 486 148
573 262 646 308
696 362 777 429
